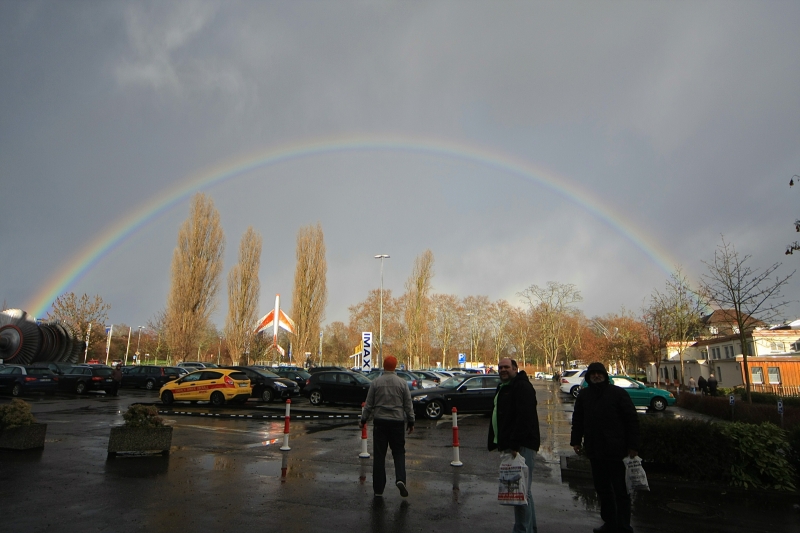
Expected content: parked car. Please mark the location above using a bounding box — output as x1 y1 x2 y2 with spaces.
412 370 444 384
363 369 422 390
302 370 372 406
121 365 184 390
580 375 676 411
559 369 589 398
534 372 554 380
411 374 502 420
30 362 75 376
58 365 118 395
0 365 58 396
271 367 312 390
160 369 252 407
177 361 219 371
307 366 349 374
221 366 300 402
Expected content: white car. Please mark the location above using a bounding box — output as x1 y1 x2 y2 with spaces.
559 369 588 398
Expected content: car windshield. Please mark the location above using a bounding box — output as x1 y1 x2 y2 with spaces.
438 375 471 389
94 368 113 376
353 373 372 385
364 372 380 381
253 368 280 378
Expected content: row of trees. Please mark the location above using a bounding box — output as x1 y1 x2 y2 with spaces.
42 192 794 403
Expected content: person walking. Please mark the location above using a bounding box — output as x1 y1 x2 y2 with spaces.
570 362 639 533
707 373 718 396
698 375 708 395
688 376 697 394
360 355 415 498
488 357 540 533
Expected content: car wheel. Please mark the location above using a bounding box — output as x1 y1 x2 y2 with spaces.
651 397 667 412
11 383 22 397
145 379 155 391
261 388 274 403
570 385 581 398
162 391 174 405
76 382 86 395
210 391 225 407
425 399 445 420
309 390 323 406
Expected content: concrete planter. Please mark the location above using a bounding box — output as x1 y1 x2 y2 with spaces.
0 423 47 450
107 426 172 457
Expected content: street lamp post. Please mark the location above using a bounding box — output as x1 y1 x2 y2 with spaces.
374 254 390 369
136 326 143 365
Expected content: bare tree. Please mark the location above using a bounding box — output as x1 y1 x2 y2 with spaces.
47 292 110 356
647 268 704 385
165 193 225 361
462 295 490 365
291 223 328 360
508 306 534 368
700 237 794 402
488 299 512 362
519 281 583 373
404 250 435 368
430 294 461 369
322 321 357 366
224 227 262 365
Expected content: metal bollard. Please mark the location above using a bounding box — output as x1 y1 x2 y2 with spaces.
451 407 463 467
359 402 370 458
280 399 291 451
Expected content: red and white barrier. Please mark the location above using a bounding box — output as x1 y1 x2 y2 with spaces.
451 407 463 467
359 402 370 458
280 399 291 451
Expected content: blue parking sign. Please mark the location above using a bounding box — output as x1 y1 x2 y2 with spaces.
458 353 466 364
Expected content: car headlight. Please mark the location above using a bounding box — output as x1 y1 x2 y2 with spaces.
668 393 674 398
274 382 287 388
412 395 427 402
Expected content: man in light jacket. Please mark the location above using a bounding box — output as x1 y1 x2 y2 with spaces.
360 355 415 498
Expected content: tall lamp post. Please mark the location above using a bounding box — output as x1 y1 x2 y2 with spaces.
135 326 144 365
374 254 390 368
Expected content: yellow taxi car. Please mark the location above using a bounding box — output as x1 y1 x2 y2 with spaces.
160 368 251 407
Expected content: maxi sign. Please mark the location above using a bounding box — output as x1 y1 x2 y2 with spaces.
362 332 373 372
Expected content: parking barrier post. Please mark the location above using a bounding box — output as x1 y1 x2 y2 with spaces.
359 402 370 458
280 399 291 451
450 407 463 467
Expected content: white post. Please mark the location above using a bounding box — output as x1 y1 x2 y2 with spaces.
124 326 132 366
280 399 292 451
451 407 463 467
359 402 370 458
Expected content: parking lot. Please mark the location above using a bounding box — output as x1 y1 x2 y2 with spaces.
1 382 798 533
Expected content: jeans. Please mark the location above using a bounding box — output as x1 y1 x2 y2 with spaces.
512 446 537 533
589 458 632 533
372 419 406 495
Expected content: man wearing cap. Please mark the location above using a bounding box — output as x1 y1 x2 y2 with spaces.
570 362 640 533
360 356 415 498
488 357 540 533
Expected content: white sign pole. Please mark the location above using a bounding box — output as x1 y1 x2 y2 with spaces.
362 332 373 372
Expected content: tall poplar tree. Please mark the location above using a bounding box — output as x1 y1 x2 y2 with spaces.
291 223 328 362
225 227 262 365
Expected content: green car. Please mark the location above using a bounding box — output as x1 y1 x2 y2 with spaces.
581 375 675 411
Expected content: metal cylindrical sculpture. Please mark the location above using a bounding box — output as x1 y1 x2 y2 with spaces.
0 309 81 364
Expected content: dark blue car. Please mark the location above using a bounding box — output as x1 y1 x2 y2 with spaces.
0 365 58 397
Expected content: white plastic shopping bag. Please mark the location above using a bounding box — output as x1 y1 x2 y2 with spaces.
497 452 528 506
622 456 650 494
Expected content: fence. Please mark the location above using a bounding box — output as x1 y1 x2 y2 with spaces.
750 384 800 397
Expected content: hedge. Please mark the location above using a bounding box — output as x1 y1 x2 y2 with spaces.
676 391 800 430
639 417 797 491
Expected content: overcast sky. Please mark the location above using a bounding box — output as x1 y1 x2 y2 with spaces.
2 1 800 331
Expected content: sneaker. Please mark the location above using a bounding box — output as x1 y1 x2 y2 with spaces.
396 480 408 497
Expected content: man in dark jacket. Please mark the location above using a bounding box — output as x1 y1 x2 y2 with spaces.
570 362 639 533
488 358 540 533
697 375 708 395
707 373 718 396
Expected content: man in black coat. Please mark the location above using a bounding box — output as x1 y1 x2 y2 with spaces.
488 358 540 533
570 362 639 533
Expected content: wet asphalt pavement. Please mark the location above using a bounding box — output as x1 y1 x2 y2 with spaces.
1 381 798 533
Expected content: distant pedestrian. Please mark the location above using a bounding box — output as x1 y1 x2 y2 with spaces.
488 357 540 533
707 374 718 396
360 355 415 498
570 362 639 533
698 375 708 395
688 376 697 394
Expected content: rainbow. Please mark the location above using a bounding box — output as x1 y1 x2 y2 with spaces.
27 135 679 317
